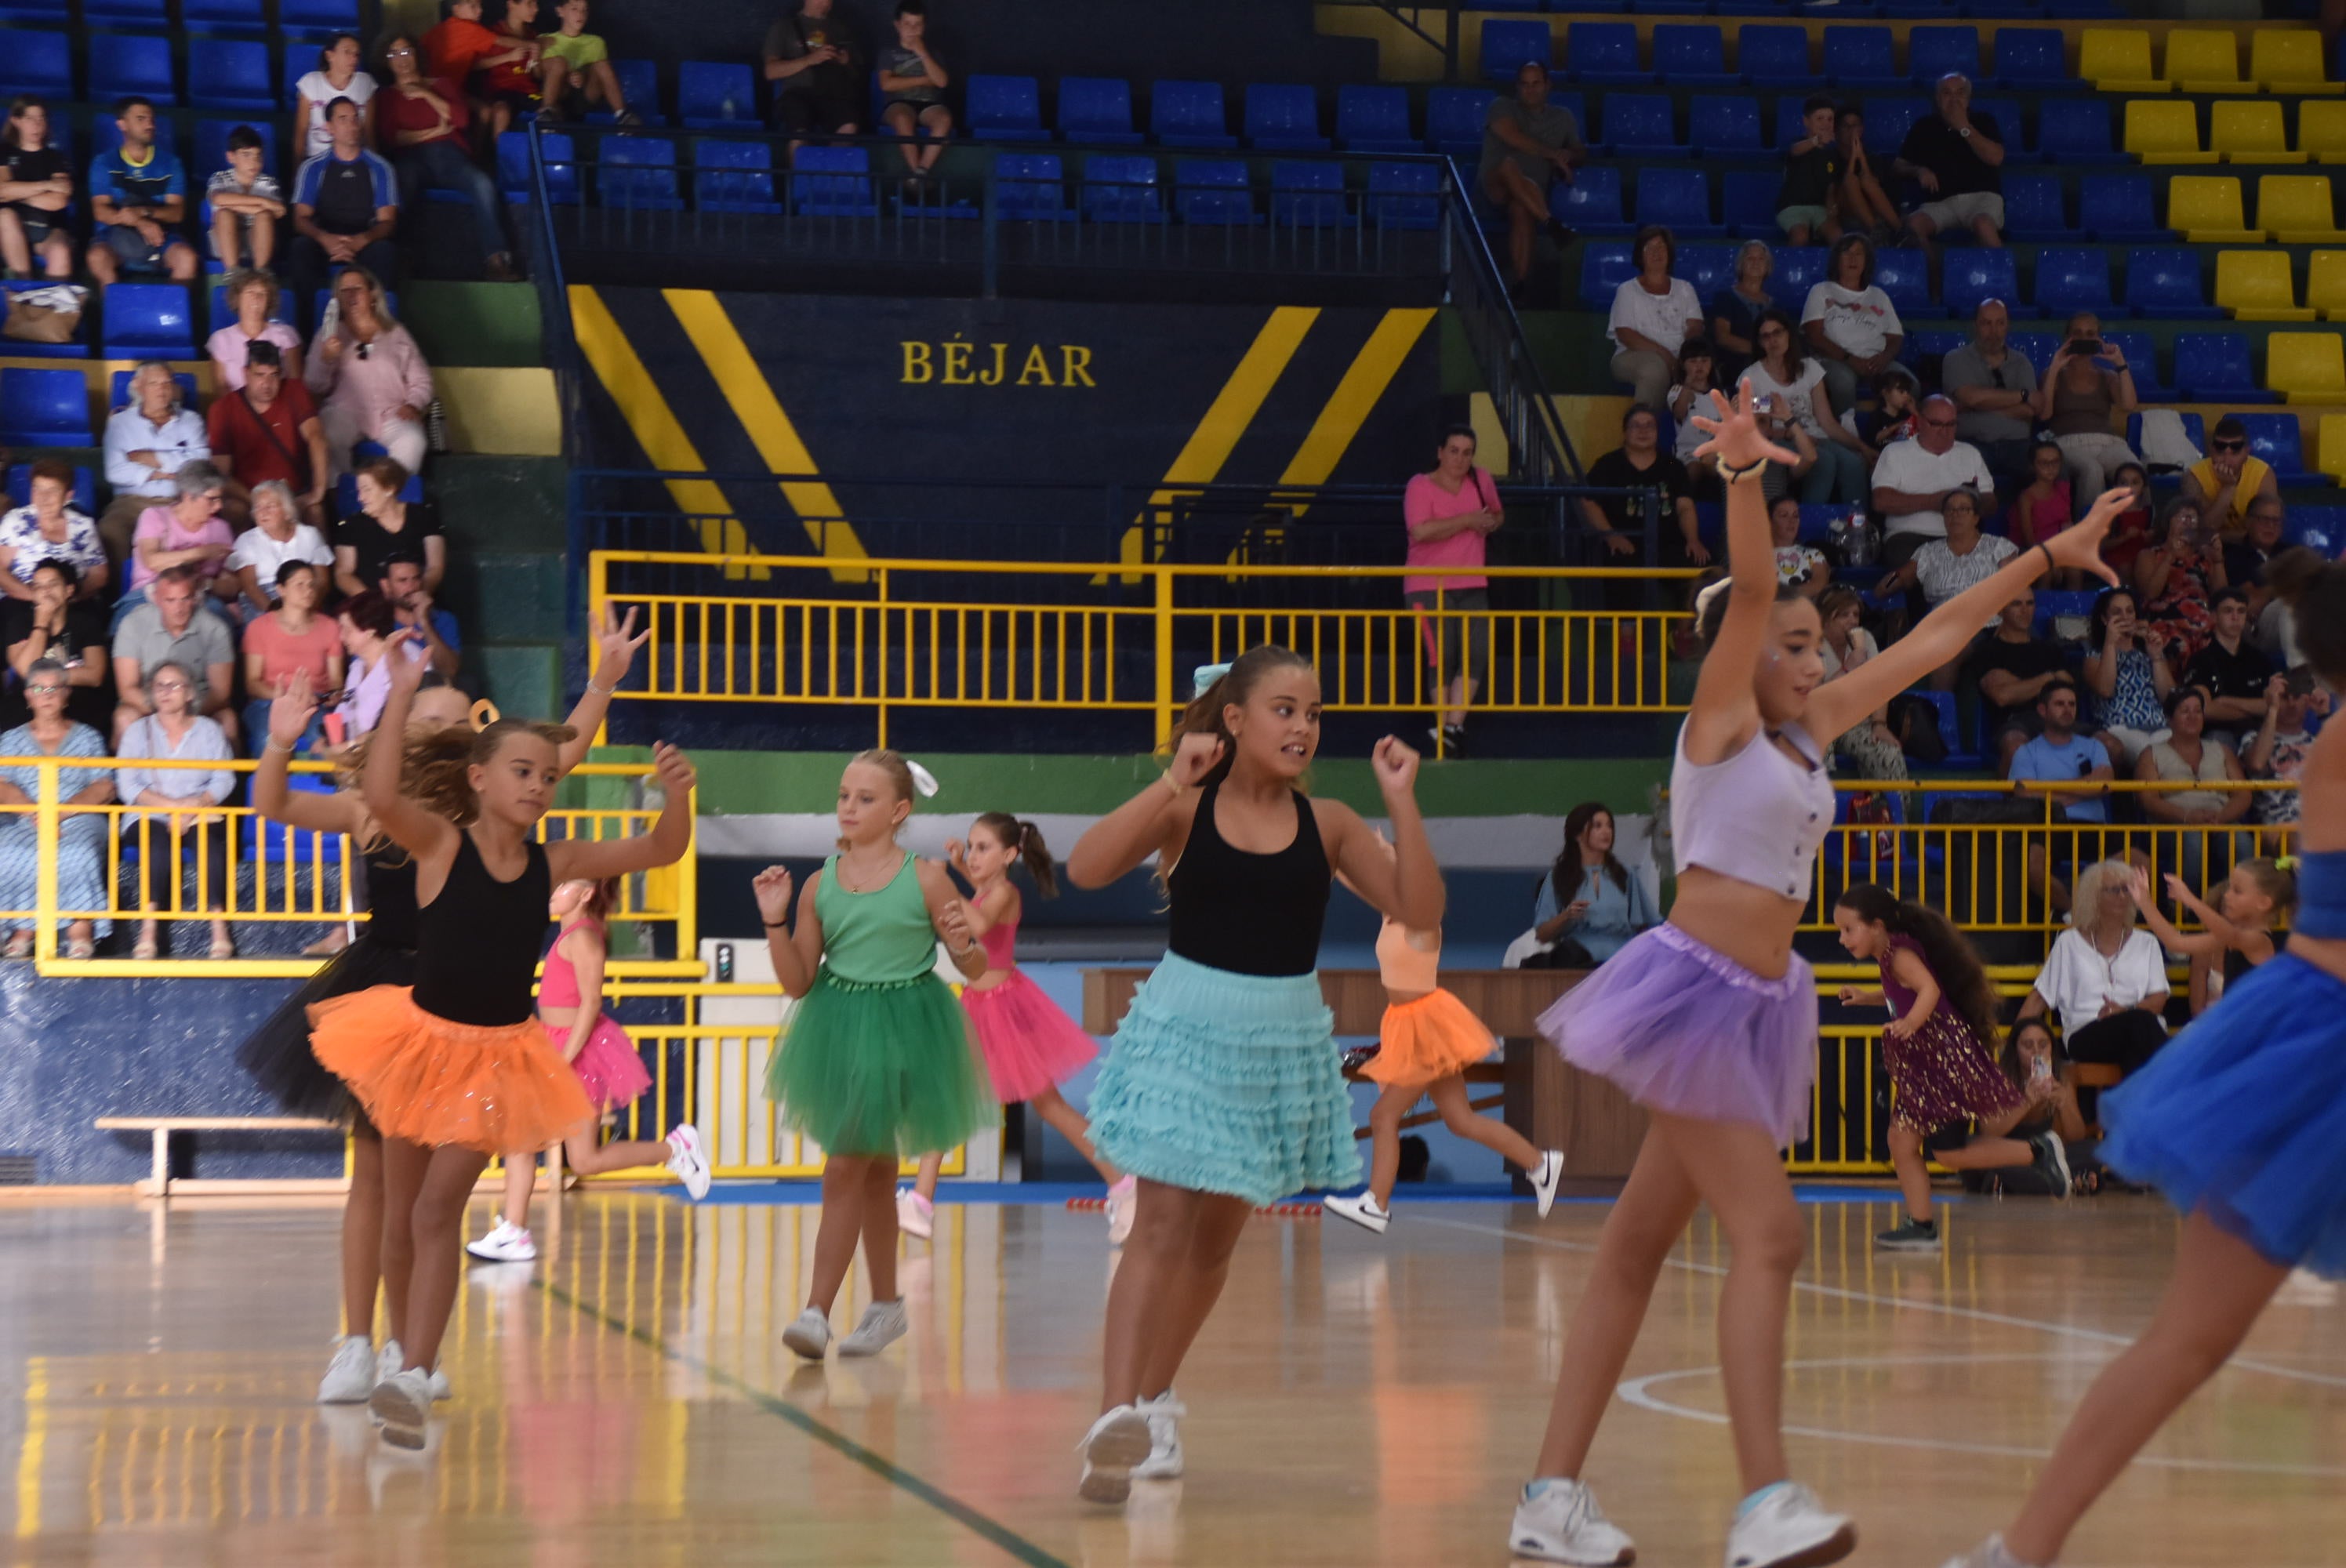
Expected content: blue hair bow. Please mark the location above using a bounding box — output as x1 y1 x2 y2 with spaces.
1193 662 1232 697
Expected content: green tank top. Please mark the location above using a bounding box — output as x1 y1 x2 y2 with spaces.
815 851 938 984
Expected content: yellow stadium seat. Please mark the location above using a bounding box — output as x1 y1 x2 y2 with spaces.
2081 28 2166 93
2214 250 2316 321
2170 176 2261 243
2308 252 2346 319
2163 28 2246 95
2272 333 2346 403
2305 101 2346 162
2126 100 2220 164
2322 415 2346 481
2211 100 2304 164
2261 173 2346 242
2252 29 2346 95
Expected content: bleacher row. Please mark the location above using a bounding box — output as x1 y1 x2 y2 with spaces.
0 0 349 34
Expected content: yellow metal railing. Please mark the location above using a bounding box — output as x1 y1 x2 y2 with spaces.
587 550 1703 742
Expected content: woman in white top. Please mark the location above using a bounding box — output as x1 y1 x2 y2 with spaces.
115 659 238 960
1815 583 1907 779
294 33 378 161
1738 310 1868 503
1607 225 1704 408
2016 858 2171 1080
1877 487 2018 689
1800 234 1904 416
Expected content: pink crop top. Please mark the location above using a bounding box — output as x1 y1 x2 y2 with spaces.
978 916 1018 972
536 916 601 1010
1669 720 1834 902
1375 918 1442 991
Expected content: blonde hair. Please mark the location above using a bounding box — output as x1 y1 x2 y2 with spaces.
332 263 397 328
2072 859 2137 944
837 748 918 850
401 718 575 826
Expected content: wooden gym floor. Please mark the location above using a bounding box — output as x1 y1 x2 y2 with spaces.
2 1188 2341 1566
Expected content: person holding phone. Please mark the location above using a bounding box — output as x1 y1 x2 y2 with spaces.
2034 312 2139 511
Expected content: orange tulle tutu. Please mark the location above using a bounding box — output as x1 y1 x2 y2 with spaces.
1362 987 1498 1087
307 985 594 1153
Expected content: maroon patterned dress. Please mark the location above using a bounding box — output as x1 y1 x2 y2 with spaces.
1879 935 2025 1132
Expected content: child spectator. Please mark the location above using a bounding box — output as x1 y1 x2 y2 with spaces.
2 96 74 281
423 0 503 99
1858 365 1919 459
1668 338 1724 487
2011 438 2074 550
1834 103 1901 241
476 0 547 140
1770 494 1830 598
538 0 639 125
205 125 285 274
294 34 378 161
2101 462 2155 579
877 0 952 185
86 97 197 285
1775 95 1843 247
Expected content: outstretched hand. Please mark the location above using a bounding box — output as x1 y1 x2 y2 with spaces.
751 866 794 925
593 604 651 688
2038 490 2128 589
1688 381 1802 473
267 673 318 748
650 740 696 798
2126 866 2158 909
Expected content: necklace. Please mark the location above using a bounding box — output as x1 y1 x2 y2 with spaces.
835 848 901 892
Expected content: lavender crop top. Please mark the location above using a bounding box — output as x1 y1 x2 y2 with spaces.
1669 720 1835 902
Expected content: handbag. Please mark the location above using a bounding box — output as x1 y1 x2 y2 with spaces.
2 283 85 344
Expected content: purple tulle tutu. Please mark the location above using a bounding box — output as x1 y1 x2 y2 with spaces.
962 967 1099 1103
1536 923 1818 1148
550 1014 653 1112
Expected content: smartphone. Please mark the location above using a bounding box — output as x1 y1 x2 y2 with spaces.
2030 1054 2053 1085
2288 664 2316 697
2069 338 2104 357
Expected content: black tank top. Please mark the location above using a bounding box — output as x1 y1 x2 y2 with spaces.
1166 781 1330 977
2224 946 2256 992
361 841 419 953
411 830 551 1027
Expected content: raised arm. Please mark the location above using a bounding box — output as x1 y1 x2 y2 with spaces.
544 742 695 884
254 676 361 834
361 649 458 858
751 866 823 998
1683 383 1800 764
2126 866 2217 960
1320 738 1443 930
1066 735 1212 889
557 604 651 775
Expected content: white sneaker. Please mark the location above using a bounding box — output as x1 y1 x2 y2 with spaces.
1531 1148 1566 1218
1106 1174 1138 1246
1509 1477 1636 1565
1723 1483 1855 1568
665 1123 712 1200
1322 1192 1390 1234
318 1335 375 1404
1131 1388 1186 1480
1075 1405 1153 1504
781 1306 831 1359
464 1219 536 1263
1940 1537 2040 1568
839 1298 907 1356
895 1187 933 1240
374 1341 451 1403
369 1367 433 1451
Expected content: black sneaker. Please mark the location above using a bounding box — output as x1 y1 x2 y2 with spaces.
1438 724 1469 757
1875 1216 1941 1252
2030 1131 2072 1198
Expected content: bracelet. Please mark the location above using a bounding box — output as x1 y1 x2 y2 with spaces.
761 919 787 929
586 679 617 697
262 737 293 755
2036 542 2056 575
1161 771 1185 800
1718 458 1768 484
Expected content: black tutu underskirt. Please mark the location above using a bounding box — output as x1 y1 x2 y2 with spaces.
235 935 417 1121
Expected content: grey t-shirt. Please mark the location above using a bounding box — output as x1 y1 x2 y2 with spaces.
1477 96 1583 187
112 602 234 704
1940 343 2038 447
762 13 858 99
878 43 941 105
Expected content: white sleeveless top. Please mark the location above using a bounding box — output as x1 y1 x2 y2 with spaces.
1670 720 1835 902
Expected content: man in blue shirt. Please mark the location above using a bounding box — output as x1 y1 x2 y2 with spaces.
287 96 399 325
378 554 460 681
85 97 198 285
2007 676 2115 824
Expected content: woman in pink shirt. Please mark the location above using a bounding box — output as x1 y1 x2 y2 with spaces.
1403 426 1502 755
122 462 236 627
304 265 433 478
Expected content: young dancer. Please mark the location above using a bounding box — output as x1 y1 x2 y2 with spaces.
2126 858 2292 1017
1066 646 1444 1505
1832 881 2068 1252
467 874 712 1265
1941 559 2346 1568
753 750 994 1361
896 812 1136 1246
304 647 699 1451
1511 385 2126 1568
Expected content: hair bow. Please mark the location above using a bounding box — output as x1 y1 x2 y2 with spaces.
1693 577 1734 621
1193 662 1232 697
906 759 941 798
2275 855 2298 872
469 698 501 731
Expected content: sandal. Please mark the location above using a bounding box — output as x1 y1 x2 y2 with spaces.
2 931 31 960
209 935 237 960
133 935 160 960
65 937 95 960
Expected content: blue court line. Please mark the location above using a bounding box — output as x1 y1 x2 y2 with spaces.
679 1181 1901 1207
539 1279 1071 1568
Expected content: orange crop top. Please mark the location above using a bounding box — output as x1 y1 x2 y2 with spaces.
1375 917 1442 992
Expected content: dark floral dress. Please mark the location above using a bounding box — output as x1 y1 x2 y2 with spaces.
1879 935 2024 1133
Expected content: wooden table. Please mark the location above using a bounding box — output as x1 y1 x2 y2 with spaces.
1082 967 1649 1182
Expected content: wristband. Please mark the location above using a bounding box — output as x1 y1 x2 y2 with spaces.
586 678 617 697
1161 771 1185 800
2036 542 2056 575
1718 457 1767 484
263 737 293 755
761 919 787 929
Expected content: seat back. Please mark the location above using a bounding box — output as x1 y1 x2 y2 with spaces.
1943 251 2019 318
0 28 71 97
0 368 92 444
1688 95 1760 153
1058 76 1133 138
2039 98 2116 160
2125 247 2209 311
1552 164 1622 227
1773 245 1826 299
2035 247 2115 312
90 33 176 103
1633 168 1711 229
1823 26 1897 82
2080 172 2155 232
2210 100 2288 161
1365 160 1440 229
2268 332 2346 397
1992 27 2068 83
2239 412 2305 474
1269 159 1347 226
2258 173 2339 234
187 37 273 107
1150 79 1228 141
1480 20 1554 82
2079 27 2155 84
2251 29 2331 90
994 151 1068 218
1244 83 1322 144
2303 100 2346 160
601 136 680 206
2213 250 2300 313
2166 175 2246 231
1870 249 1932 316
1720 169 1778 231
790 143 872 214
1600 94 1677 151
1652 24 1727 78
964 73 1041 136
675 61 754 126
497 129 577 204
2163 28 2240 88
1578 242 1636 310
1861 96 1927 158
1084 153 1163 221
692 138 776 209
1336 84 1410 145
2124 99 2205 160
2105 331 2167 397
1425 86 1494 149
1676 242 1737 301
1566 22 1642 78
605 59 658 120
1736 25 1814 85
2282 503 2346 554
2307 249 2346 314
2003 172 2066 234
1908 24 1981 83
100 283 194 354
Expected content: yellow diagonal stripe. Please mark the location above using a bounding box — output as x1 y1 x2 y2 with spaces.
1278 307 1437 503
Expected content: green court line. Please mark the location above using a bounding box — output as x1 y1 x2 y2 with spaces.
539 1280 1072 1568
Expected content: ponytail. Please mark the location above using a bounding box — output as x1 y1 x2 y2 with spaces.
974 810 1057 898
1161 644 1316 789
1834 882 2003 1051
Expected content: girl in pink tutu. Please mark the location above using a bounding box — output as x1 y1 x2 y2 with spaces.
468 876 710 1263
896 812 1136 1244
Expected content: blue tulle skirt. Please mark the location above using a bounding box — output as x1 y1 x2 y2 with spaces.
2102 953 2346 1279
1087 952 1360 1207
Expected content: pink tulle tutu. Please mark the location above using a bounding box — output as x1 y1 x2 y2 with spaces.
548 1014 654 1112
961 967 1099 1103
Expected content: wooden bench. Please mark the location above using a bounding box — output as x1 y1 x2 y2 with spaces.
94 1116 344 1197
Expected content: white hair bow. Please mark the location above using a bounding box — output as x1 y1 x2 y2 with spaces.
1694 577 1734 622
906 759 941 798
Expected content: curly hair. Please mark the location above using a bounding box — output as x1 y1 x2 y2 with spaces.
400 718 576 826
1834 882 2005 1052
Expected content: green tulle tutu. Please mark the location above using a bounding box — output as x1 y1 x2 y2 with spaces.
764 969 997 1157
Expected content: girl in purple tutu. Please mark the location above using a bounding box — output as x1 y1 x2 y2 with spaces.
895 813 1137 1245
1508 383 2129 1568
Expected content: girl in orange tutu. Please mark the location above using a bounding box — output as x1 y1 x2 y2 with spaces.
306 647 699 1451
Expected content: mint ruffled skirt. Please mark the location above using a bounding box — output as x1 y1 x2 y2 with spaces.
1087 952 1360 1207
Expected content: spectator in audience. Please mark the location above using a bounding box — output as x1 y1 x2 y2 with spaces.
2083 586 2174 768
1870 394 1997 572
112 565 236 746
123 463 235 626
1775 96 1843 249
2137 686 2249 848
1966 588 2068 773
1477 61 1582 293
1607 227 1703 408
1833 103 1902 242
307 269 431 479
2017 858 2170 1080
1404 426 1501 757
2035 312 2139 510
2180 415 2279 535
1668 338 1726 490
333 587 426 739
205 269 305 391
2101 462 2156 582
1856 365 1919 459
379 554 460 679
764 0 865 150
294 34 378 162
288 97 400 316
1 96 74 281
115 659 238 960
1770 495 1829 598
2225 492 2287 621
876 0 952 187
478 0 549 140
1881 487 2017 670
1531 803 1657 967
2135 496 2227 666
239 558 343 747
2178 586 2276 739
2010 676 2113 824
224 481 335 617
1816 583 1909 780
2246 669 2322 833
539 0 638 125
1741 309 1868 503
207 342 328 531
334 457 443 597
423 0 503 132
2010 439 2073 554
1894 72 2006 254
99 362 212 568
1939 299 2038 483
85 97 198 285
0 459 105 601
1707 239 1774 386
377 35 519 283
205 125 285 275
2 562 109 732
1578 404 1707 570
0 659 114 959
1801 234 1903 417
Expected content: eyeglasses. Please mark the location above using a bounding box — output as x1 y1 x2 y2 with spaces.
24 684 63 695
1922 417 1957 430
387 46 415 57
2212 438 2246 452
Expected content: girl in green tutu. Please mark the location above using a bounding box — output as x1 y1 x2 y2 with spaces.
754 750 993 1360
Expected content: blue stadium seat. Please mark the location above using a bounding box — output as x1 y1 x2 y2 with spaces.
1944 251 2022 320
1578 242 1635 310
601 137 684 210
100 283 194 359
996 153 1074 220
5 462 93 511
2035 248 2124 318
1689 96 1763 158
90 34 176 106
277 0 356 34
1058 77 1140 145
2124 247 2222 319
1480 20 1554 83
194 118 274 180
105 368 198 408
1861 97 1928 158
2239 413 2310 478
2175 334 2282 405
2129 411 2206 462
1565 23 1650 85
2080 176 2166 242
2002 173 2068 241
1908 25 1982 85
964 74 1042 141
1720 170 1778 235
1270 160 1350 227
1677 242 1737 301
2010 332 2061 373
2283 505 2346 556
1825 27 1905 92
1175 158 1255 225
1972 97 2030 162
1992 27 2081 89
2105 332 2173 401
0 30 71 100
1551 165 1629 234
84 0 165 23
1366 162 1441 230
1738 26 1821 89
1871 249 1941 319
1426 86 1494 158
0 0 69 20
1244 84 1328 151
588 60 660 125
1901 329 1966 372
0 369 88 445
692 139 781 215
791 145 874 216
1770 96 1815 151
1150 81 1237 149
1654 25 1738 88
1774 245 1826 300
2038 100 2126 165
1633 168 1719 235
1599 95 1687 157
1084 154 1166 223
676 62 755 130
497 130 577 205
1337 85 1415 154
187 38 276 112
